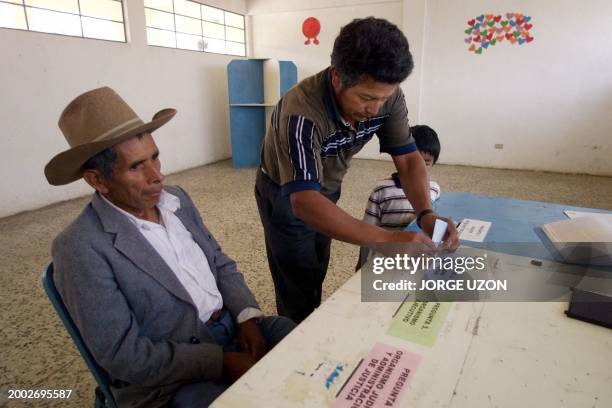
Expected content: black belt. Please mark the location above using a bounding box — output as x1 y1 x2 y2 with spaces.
206 309 224 324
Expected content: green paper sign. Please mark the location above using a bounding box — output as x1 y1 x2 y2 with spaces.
387 302 451 347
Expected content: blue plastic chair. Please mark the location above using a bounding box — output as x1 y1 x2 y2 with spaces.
42 263 118 408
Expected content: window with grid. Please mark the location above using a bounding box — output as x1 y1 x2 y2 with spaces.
144 0 245 56
0 0 126 42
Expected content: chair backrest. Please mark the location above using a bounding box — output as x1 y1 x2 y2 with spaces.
42 263 118 408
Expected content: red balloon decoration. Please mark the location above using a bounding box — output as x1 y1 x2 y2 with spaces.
302 17 320 45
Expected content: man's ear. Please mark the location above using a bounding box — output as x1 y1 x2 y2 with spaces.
330 67 343 92
82 170 110 194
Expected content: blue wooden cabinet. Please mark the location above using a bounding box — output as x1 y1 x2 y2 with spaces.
227 59 297 168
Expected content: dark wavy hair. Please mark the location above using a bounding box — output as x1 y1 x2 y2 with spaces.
331 17 414 87
82 146 118 180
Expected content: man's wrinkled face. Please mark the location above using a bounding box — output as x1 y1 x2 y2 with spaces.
331 68 398 125
101 133 164 217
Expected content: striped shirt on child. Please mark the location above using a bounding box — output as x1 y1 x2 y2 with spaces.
363 176 441 228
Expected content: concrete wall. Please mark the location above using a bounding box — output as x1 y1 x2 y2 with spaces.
0 0 246 217
1 0 610 217
419 0 612 175
248 0 407 159
248 0 612 175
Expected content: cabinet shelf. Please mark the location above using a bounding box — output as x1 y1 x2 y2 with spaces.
227 59 297 167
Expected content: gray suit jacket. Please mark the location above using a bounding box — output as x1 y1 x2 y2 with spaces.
52 186 259 407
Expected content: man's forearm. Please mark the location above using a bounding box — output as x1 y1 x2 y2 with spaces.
290 190 390 245
393 152 432 213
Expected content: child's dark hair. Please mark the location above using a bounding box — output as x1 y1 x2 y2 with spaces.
411 125 440 164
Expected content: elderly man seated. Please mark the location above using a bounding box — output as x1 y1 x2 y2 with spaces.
45 87 296 408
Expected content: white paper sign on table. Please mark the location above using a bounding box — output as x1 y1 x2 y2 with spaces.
457 218 492 242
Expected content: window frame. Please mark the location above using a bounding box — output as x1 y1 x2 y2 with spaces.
144 0 246 57
0 0 128 43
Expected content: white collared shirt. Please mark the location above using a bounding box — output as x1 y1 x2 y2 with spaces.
101 191 263 324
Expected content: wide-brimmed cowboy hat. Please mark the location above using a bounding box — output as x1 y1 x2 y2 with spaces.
44 87 176 185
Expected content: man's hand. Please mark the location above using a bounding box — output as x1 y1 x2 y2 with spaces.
222 352 257 382
420 213 459 252
370 230 437 257
238 319 267 361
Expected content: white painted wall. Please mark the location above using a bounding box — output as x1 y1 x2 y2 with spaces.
2 0 610 217
247 0 408 159
420 0 612 175
248 0 612 176
0 0 246 217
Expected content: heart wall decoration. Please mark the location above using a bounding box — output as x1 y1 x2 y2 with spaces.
465 13 534 54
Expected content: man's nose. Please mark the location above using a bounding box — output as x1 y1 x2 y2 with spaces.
366 101 382 115
147 163 164 183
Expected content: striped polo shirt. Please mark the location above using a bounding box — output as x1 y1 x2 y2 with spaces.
260 68 416 196
363 175 441 228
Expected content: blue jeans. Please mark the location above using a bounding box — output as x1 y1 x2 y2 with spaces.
170 314 296 408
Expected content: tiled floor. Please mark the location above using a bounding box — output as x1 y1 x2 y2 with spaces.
1 159 610 407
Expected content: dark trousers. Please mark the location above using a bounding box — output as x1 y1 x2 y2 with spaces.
255 169 340 323
171 313 296 408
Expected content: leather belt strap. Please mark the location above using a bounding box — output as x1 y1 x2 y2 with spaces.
207 309 224 324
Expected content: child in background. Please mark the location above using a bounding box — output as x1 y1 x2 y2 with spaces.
356 125 442 270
